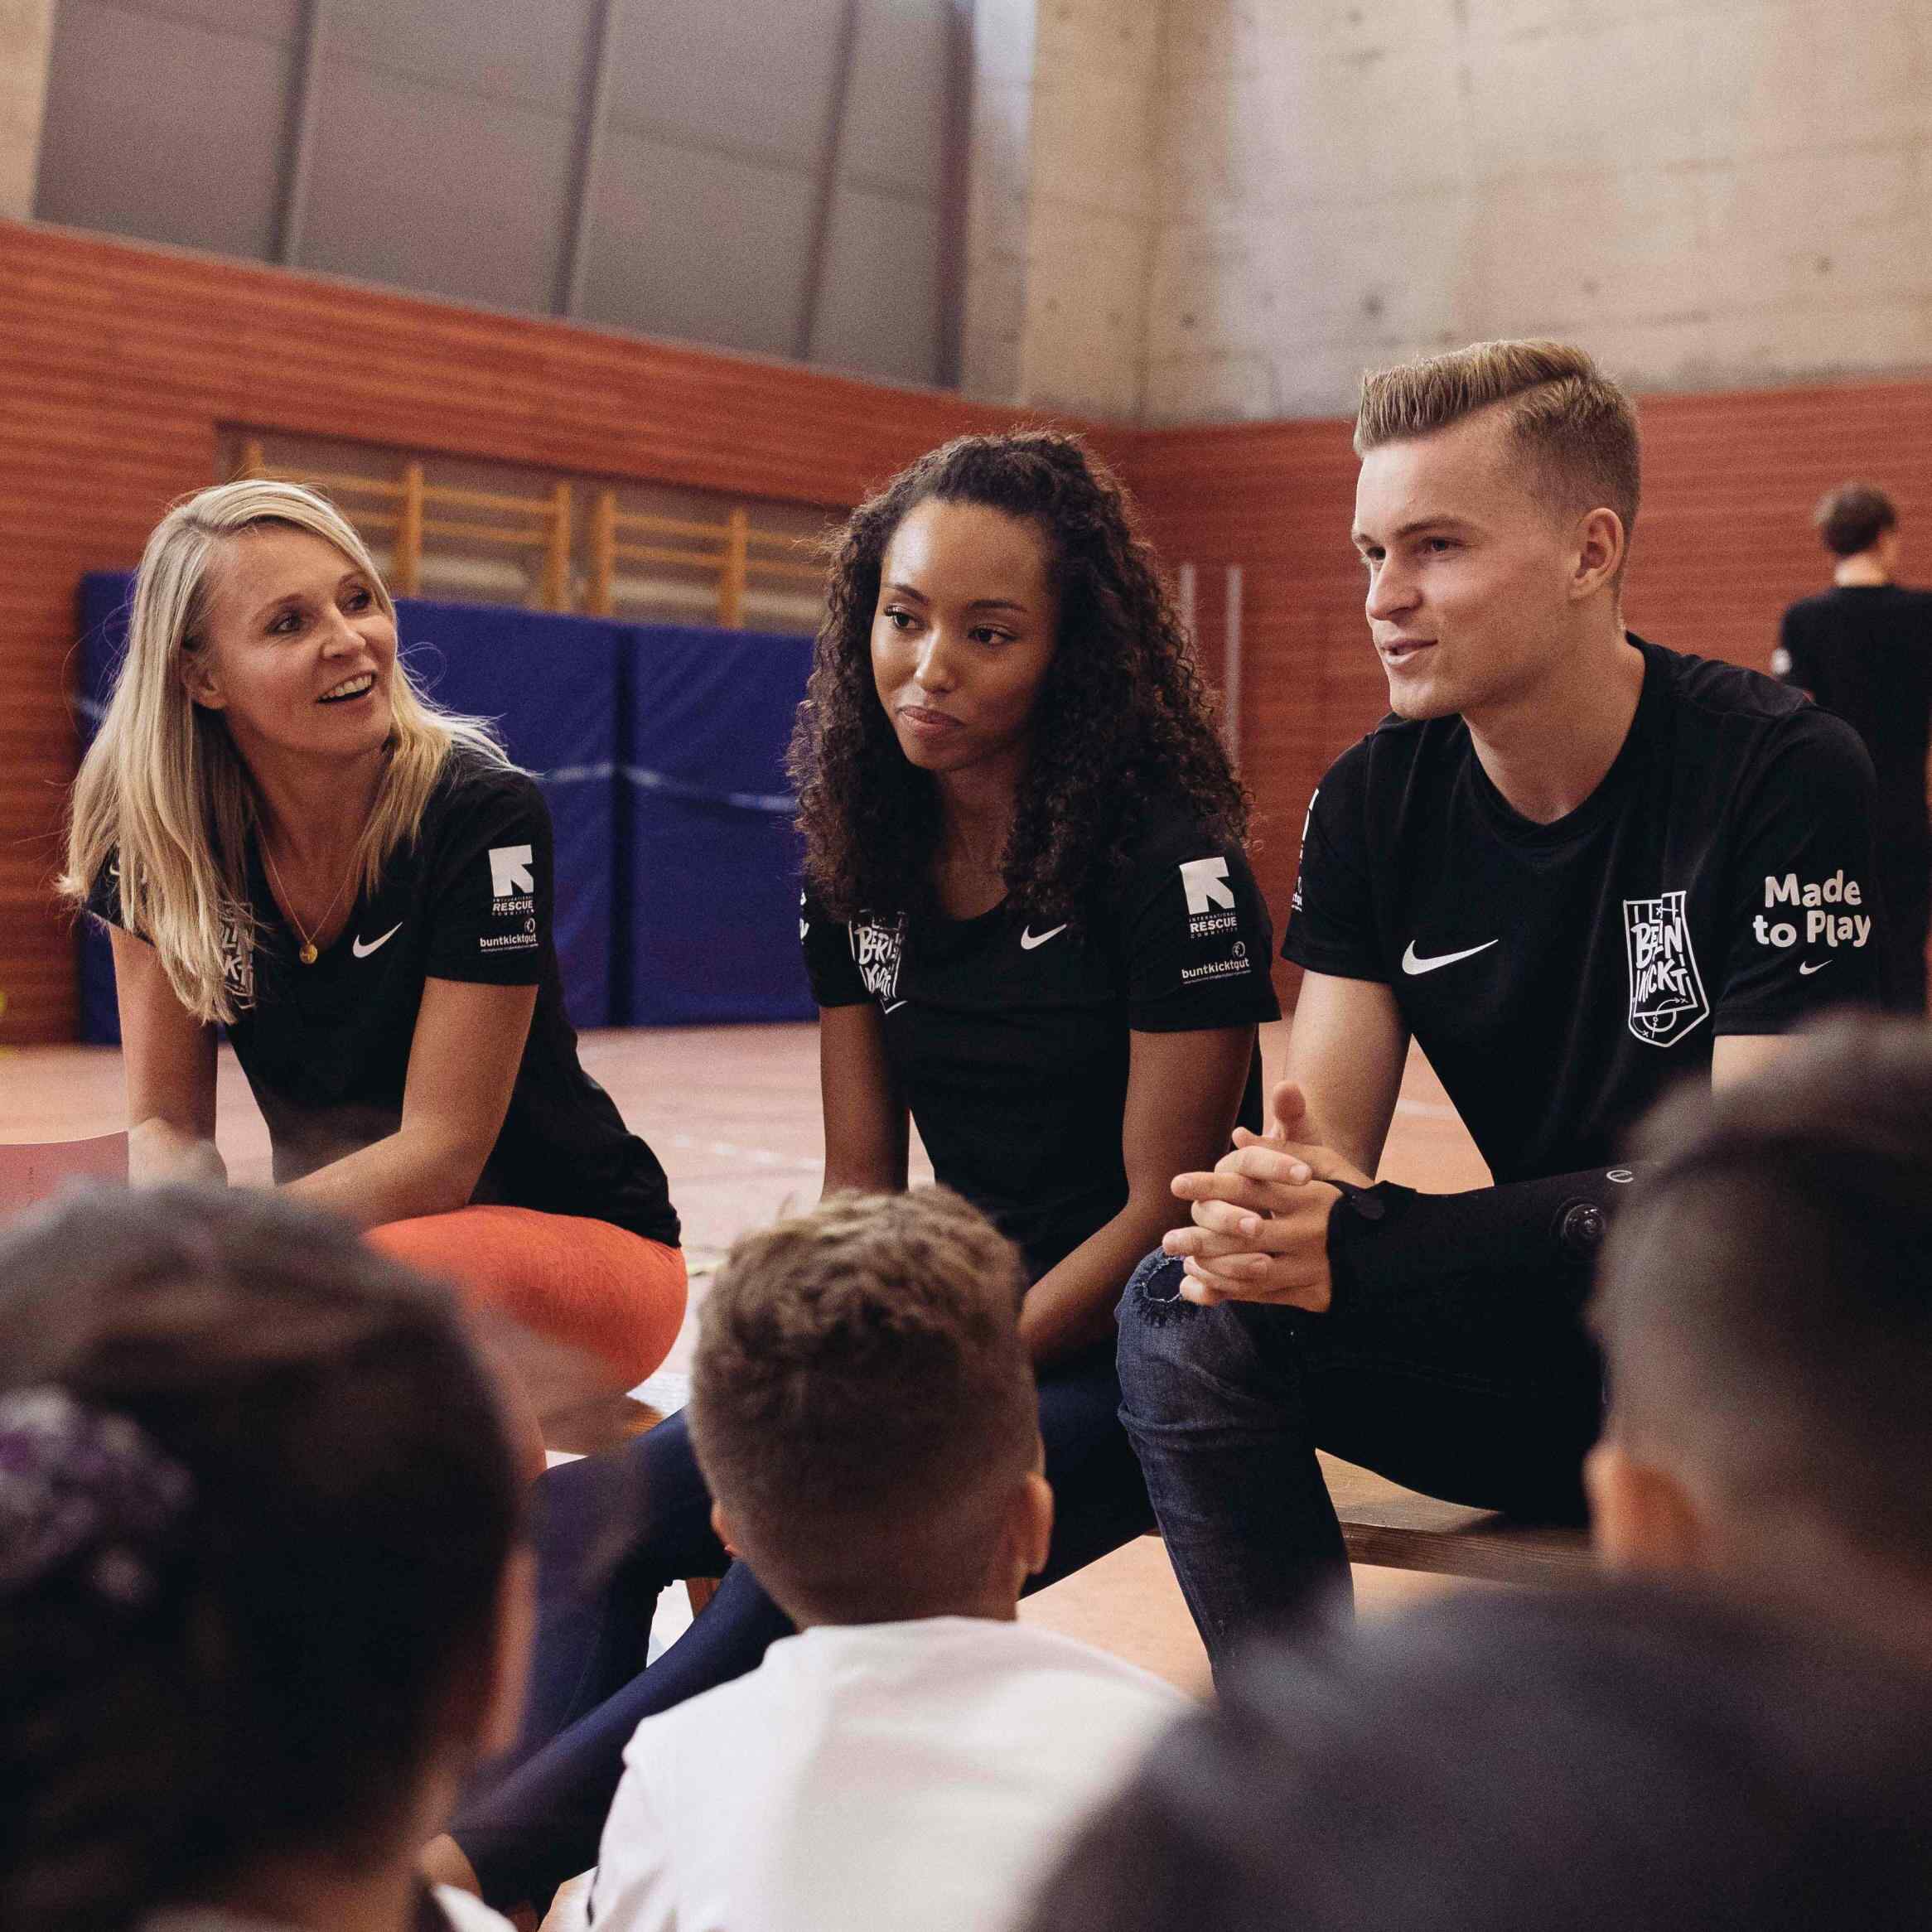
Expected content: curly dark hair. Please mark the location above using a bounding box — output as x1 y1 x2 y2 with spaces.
789 430 1250 923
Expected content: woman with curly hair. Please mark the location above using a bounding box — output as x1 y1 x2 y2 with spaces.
433 432 1278 1919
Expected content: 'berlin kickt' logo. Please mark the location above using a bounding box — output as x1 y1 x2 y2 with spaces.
1622 890 1709 1049
850 914 906 1008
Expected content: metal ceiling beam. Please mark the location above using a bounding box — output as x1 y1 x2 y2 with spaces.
273 0 329 265
795 0 863 365
935 0 973 389
558 0 624 317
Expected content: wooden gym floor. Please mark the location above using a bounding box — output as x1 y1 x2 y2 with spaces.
2 1017 1499 1694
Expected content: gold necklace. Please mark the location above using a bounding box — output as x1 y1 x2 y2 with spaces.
261 836 355 966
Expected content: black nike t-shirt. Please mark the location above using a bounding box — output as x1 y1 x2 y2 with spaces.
1283 636 1883 1184
91 751 679 1247
802 798 1280 1280
1775 584 1932 848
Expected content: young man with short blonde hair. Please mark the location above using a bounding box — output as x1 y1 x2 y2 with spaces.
1120 340 1886 1664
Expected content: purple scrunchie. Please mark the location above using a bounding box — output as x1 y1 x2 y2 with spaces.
0 1386 192 1607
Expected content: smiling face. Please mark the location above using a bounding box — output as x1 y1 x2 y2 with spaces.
183 524 398 767
871 497 1061 780
1353 405 1610 723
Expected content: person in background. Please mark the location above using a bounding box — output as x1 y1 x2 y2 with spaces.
1775 481 1932 1012
1022 1582 1932 1932
0 1186 533 1932
590 1188 1186 1932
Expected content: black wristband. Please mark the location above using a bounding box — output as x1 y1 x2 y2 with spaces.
1324 1166 1641 1347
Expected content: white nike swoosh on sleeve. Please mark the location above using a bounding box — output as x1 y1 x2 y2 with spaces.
1401 938 1500 975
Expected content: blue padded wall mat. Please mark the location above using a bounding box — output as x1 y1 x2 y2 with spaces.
73 576 623 1041
625 623 816 1026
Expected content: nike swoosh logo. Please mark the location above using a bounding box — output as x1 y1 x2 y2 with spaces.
1798 959 1830 976
881 1000 907 1013
351 923 403 959
1401 938 1500 976
1020 924 1069 951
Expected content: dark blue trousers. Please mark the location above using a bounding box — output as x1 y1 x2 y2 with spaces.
1115 1250 1601 1671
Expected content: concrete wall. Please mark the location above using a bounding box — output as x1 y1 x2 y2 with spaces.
978 0 1932 423
1147 0 1932 422
963 0 1159 418
0 0 53 220
960 0 1036 400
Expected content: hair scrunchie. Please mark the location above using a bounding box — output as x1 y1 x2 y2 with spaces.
0 1385 192 1608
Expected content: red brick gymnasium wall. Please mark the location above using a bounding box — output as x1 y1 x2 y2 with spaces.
5 215 1931 1041
0 220 1032 1044
1123 383 1932 939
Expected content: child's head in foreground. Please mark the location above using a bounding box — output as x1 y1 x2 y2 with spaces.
0 1184 529 1932
1025 1580 1932 1932
1586 1015 1932 1651
687 1186 1047 1626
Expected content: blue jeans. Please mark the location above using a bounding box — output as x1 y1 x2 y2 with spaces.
1115 1251 1601 1673
452 1343 1154 1910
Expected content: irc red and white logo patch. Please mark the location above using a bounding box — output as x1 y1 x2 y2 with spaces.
1622 891 1709 1049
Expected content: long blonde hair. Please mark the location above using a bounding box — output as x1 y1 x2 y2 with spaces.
61 479 508 1024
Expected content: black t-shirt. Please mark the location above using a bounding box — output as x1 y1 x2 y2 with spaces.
802 798 1280 1280
1775 584 1932 850
93 752 679 1247
1283 637 1882 1184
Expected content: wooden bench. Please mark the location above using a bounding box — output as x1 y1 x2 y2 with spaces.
679 1454 1593 1620
1321 1451 1594 1587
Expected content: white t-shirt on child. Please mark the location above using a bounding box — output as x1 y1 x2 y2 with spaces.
144 1887 515 1930
588 1616 1188 1932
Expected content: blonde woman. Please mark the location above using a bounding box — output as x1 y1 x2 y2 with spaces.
62 481 686 1445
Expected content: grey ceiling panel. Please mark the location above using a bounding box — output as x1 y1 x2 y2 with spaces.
328 0 599 115
579 126 815 358
297 57 574 315
34 0 290 259
604 0 848 174
35 0 968 385
99 0 302 44
809 184 939 385
840 0 946 201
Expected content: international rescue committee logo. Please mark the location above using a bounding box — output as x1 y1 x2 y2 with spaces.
850 915 906 1005
1622 891 1707 1048
479 843 539 954
1180 855 1251 983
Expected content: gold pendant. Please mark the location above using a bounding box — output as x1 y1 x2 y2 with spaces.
299 941 319 966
